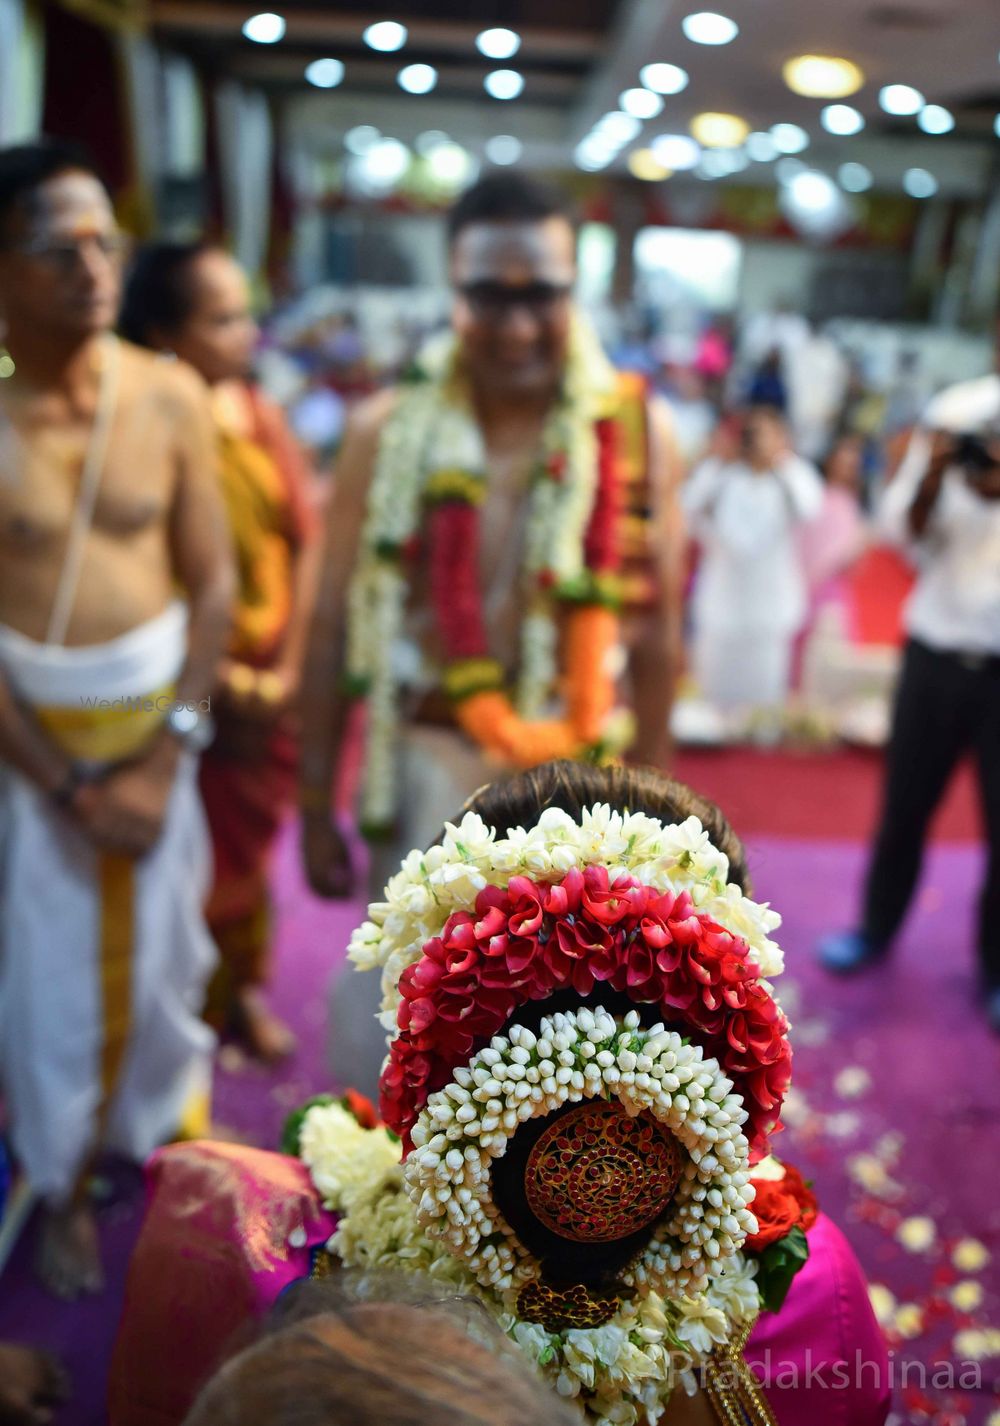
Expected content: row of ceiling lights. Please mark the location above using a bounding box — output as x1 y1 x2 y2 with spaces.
241 16 527 98
575 11 996 197
337 125 525 194
239 10 1000 198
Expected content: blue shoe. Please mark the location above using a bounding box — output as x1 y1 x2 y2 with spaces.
817 929 887 974
986 986 1000 1036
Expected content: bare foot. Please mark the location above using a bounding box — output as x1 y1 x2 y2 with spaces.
35 1203 103 1301
0 1344 69 1425
232 987 297 1065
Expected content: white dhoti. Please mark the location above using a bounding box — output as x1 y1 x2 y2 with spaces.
0 603 217 1203
329 724 496 1101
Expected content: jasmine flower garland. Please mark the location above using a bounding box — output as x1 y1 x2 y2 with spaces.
296 1096 763 1426
349 806 785 1035
404 1007 756 1297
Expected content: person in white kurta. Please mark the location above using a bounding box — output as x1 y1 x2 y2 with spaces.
683 406 824 714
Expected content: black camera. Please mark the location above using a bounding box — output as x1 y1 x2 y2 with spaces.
953 432 999 481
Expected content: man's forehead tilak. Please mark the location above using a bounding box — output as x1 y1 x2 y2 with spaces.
451 219 576 286
15 172 115 240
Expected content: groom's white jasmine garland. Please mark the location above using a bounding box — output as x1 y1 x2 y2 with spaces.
344 315 622 832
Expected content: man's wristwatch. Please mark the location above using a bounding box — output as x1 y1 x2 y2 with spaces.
164 703 215 754
51 761 88 809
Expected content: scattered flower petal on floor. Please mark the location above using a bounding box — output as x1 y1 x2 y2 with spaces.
892 1302 925 1339
897 1215 937 1253
952 1327 1000 1361
951 1238 991 1273
948 1281 984 1313
848 1152 905 1201
834 1066 872 1099
868 1283 898 1327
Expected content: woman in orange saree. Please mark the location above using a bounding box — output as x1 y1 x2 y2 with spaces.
122 244 320 1060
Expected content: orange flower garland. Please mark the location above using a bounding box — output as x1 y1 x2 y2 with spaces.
429 414 625 763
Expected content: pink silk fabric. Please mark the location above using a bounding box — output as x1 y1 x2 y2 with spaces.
109 1142 337 1426
109 1143 891 1426
745 1212 891 1426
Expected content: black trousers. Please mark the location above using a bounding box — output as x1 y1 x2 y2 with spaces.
862 638 1000 987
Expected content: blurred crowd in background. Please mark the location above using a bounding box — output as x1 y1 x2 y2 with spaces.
258 284 965 749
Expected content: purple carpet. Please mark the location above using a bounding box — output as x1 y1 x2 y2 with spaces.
1 824 998 1426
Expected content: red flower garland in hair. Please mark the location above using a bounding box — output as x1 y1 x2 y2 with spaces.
422 410 626 761
380 866 792 1158
745 1163 818 1252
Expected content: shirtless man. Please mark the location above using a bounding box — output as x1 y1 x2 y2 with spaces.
300 173 683 1094
0 141 234 1296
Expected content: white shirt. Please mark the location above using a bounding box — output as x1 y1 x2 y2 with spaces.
683 454 824 636
878 373 1000 656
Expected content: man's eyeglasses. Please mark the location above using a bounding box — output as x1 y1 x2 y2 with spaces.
3 232 131 272
457 280 573 321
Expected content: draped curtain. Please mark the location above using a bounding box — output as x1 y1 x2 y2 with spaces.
214 81 274 278
117 31 162 233
0 0 45 144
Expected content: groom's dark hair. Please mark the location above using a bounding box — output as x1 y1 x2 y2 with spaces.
447 172 575 245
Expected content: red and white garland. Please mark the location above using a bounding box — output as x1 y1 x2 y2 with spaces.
382 866 790 1159
345 316 631 835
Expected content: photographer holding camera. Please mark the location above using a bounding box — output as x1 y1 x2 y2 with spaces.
819 365 1000 1032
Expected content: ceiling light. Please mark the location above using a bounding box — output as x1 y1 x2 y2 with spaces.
484 69 524 100
918 104 954 134
476 27 520 60
745 131 779 162
821 104 864 136
696 148 744 179
628 148 672 181
485 134 522 165
640 62 689 95
879 84 924 116
770 122 809 153
995 114 1000 139
363 20 407 51
426 142 473 186
305 57 344 88
651 134 701 169
596 111 643 145
717 147 748 173
361 137 410 184
682 11 739 45
838 161 873 192
242 12 284 43
903 167 937 198
780 169 853 240
415 130 449 155
398 63 437 94
621 87 664 119
782 54 864 98
775 156 808 185
691 111 749 147
575 138 614 172
787 170 839 212
581 132 619 161
344 124 380 155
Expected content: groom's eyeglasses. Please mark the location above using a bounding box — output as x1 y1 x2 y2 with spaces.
458 280 573 322
3 231 131 272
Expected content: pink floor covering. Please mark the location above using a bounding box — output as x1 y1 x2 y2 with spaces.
1 811 998 1426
